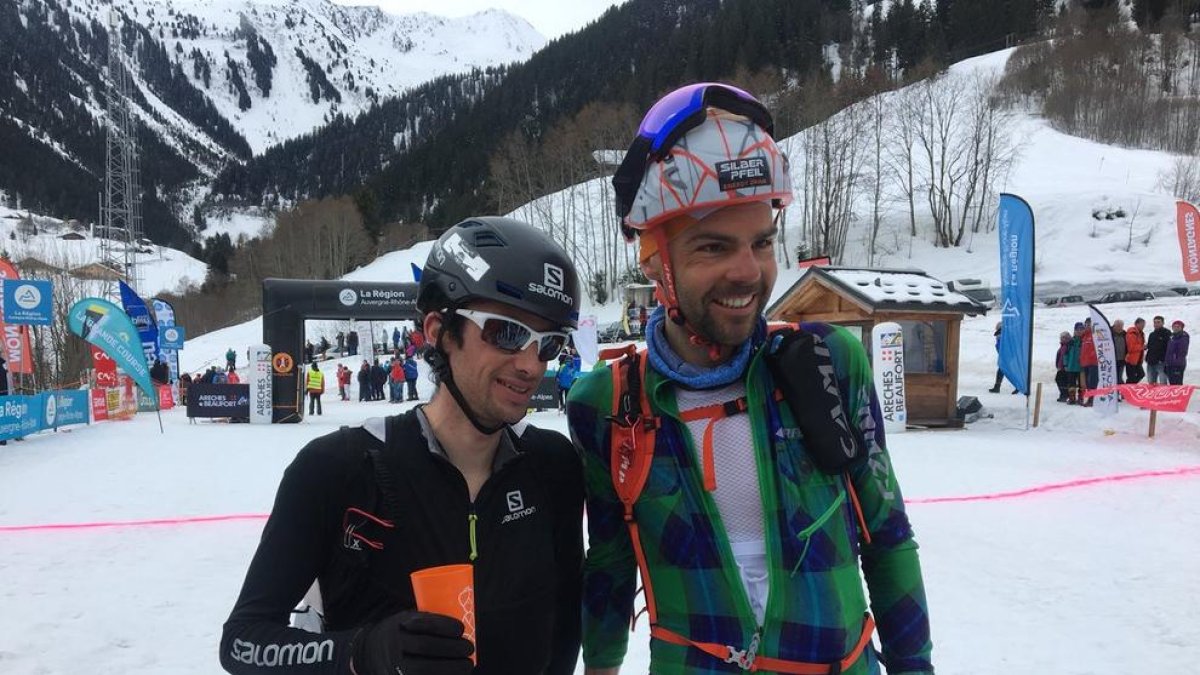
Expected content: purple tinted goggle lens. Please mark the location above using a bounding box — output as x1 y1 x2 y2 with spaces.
638 82 760 153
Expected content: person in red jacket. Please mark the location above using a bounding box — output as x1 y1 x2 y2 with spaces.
1078 319 1098 407
1125 317 1146 384
337 364 352 401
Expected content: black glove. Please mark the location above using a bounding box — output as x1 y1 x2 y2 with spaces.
352 610 474 675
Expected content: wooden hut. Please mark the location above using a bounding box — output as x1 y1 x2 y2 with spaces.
767 267 987 428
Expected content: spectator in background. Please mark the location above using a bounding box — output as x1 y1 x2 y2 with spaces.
1165 320 1190 385
304 340 314 364
637 304 648 337
403 354 420 401
1125 318 1146 384
226 366 241 385
393 326 402 351
178 372 192 405
555 351 579 412
389 358 404 403
347 330 359 356
1055 331 1073 403
1145 316 1172 384
337 364 351 400
1065 322 1083 404
318 336 330 358
988 322 1017 394
1111 320 1126 385
150 358 170 385
357 360 370 401
336 331 345 356
1079 318 1098 407
371 359 387 401
226 347 237 370
306 362 324 416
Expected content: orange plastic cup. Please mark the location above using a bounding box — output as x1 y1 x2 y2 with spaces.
410 564 476 664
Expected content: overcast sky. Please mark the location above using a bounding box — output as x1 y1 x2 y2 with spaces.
332 0 627 39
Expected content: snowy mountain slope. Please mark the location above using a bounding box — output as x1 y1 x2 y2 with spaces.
509 48 1197 300
0 205 207 297
58 0 545 154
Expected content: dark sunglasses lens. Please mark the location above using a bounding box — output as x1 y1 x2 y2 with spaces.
481 318 533 353
537 335 567 361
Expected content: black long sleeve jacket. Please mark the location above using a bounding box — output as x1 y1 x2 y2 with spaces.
220 410 584 675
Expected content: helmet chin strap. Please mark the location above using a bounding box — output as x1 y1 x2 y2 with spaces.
651 228 724 363
426 326 506 436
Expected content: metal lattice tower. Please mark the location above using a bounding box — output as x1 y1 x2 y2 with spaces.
100 8 143 298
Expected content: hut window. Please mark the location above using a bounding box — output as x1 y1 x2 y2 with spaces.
897 320 947 373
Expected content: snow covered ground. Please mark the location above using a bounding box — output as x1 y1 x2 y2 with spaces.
2 292 1199 674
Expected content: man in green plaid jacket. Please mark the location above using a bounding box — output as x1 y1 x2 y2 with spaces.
567 83 933 674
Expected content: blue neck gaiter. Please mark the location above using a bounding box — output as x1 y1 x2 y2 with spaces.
644 305 767 390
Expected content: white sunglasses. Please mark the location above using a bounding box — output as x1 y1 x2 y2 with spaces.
454 309 570 362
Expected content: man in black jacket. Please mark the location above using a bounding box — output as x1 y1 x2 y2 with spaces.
221 217 584 675
1145 315 1173 384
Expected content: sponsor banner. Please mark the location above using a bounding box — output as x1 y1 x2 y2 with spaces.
0 258 35 373
119 281 159 368
528 376 558 411
0 394 45 441
187 382 250 418
1087 384 1196 413
91 388 108 422
159 385 175 410
152 298 181 396
67 298 156 401
159 325 186 350
1178 200 1200 282
1087 305 1119 416
137 388 158 412
91 344 118 389
45 389 90 429
997 193 1035 396
2 278 53 325
248 344 273 425
872 321 907 434
575 315 598 367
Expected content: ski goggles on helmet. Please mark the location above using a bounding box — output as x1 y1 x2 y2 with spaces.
456 309 570 362
614 82 792 236
613 83 785 231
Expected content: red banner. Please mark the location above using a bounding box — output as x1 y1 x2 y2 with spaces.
91 345 118 389
1179 200 1200 282
158 384 174 410
0 258 34 374
1087 384 1196 413
797 256 832 269
91 388 109 421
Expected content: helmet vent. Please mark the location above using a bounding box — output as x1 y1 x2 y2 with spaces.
495 279 524 301
472 231 507 248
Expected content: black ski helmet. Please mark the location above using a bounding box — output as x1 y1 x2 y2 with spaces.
417 216 580 329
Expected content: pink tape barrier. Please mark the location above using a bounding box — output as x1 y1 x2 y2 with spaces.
3 466 1200 533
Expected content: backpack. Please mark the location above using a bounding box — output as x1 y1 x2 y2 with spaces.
595 323 877 673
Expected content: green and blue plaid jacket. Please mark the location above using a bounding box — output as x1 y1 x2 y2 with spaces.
568 323 933 674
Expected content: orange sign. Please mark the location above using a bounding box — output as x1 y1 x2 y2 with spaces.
272 352 294 374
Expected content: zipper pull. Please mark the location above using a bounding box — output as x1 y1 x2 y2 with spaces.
745 627 762 669
468 511 478 562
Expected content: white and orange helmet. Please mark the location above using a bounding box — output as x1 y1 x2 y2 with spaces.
613 82 793 238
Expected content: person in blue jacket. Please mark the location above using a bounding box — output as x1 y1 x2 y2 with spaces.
555 351 578 412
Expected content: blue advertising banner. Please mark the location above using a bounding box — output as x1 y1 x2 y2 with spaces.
43 389 91 429
2 279 53 325
159 325 185 350
119 281 158 367
67 298 157 400
997 193 1035 396
0 394 46 441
